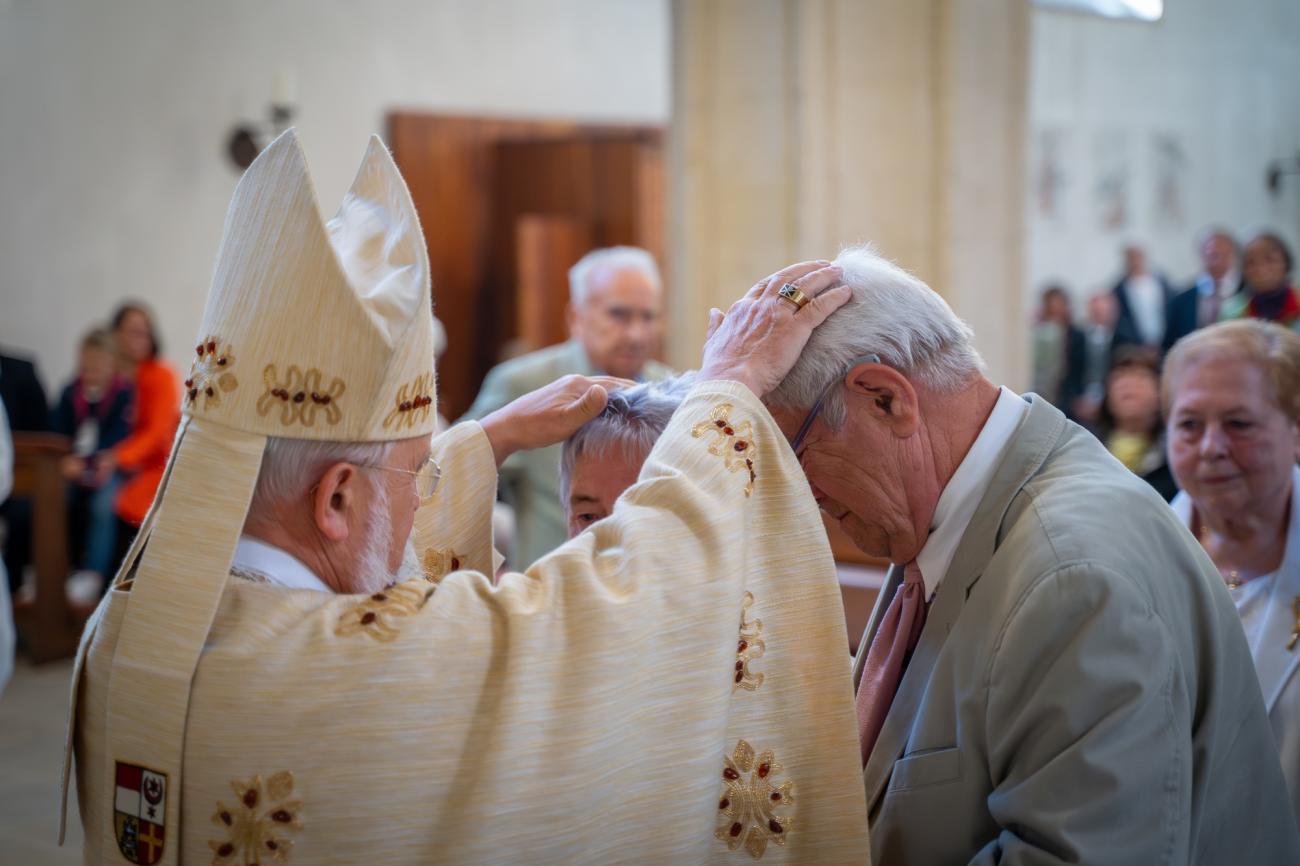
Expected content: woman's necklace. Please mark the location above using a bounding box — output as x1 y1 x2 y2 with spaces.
1197 520 1244 588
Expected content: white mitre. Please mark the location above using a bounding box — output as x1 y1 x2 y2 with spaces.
65 132 871 866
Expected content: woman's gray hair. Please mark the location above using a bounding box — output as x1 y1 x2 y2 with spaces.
248 437 393 516
767 244 985 428
559 374 695 500
568 246 661 306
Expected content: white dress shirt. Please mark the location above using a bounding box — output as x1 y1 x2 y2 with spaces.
1123 274 1166 346
914 387 1030 600
231 535 332 592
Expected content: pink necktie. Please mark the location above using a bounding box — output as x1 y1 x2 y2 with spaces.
855 561 928 766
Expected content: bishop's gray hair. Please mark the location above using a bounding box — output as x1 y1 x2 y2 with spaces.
559 374 695 501
568 246 661 307
248 437 393 517
767 244 985 429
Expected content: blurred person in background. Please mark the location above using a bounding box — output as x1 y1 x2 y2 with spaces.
0 349 48 594
1068 291 1119 429
1164 228 1240 351
1031 284 1084 411
1112 244 1174 354
1164 320 1300 822
100 301 180 564
559 374 693 537
1096 346 1177 500
50 327 134 601
461 246 672 565
1223 231 1300 332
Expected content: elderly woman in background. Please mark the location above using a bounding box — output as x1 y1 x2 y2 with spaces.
1097 346 1177 500
1164 319 1300 821
1223 232 1300 331
559 374 694 537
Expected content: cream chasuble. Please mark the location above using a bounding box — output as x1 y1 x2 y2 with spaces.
63 129 870 865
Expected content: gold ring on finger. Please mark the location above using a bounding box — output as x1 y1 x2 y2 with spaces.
777 283 810 311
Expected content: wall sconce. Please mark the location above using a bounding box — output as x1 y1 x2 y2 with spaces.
1267 151 1300 196
226 70 297 171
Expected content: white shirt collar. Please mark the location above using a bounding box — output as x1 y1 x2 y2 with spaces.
232 535 333 593
914 387 1030 600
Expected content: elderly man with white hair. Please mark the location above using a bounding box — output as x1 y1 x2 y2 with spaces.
759 244 1300 864
462 246 673 566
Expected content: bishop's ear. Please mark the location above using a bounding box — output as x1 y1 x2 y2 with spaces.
844 361 921 437
312 462 361 542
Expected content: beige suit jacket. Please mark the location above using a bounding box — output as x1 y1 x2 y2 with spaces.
461 340 673 566
852 394 1300 864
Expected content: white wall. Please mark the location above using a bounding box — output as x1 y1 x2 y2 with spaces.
1026 0 1300 312
0 0 669 392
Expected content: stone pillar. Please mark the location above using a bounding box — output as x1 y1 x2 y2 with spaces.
669 0 1030 388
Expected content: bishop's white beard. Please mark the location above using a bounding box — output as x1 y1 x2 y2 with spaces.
352 481 422 594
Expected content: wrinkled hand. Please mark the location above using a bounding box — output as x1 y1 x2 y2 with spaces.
699 261 852 398
480 374 635 467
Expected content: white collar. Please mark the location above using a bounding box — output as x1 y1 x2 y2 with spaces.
914 387 1030 600
232 535 333 593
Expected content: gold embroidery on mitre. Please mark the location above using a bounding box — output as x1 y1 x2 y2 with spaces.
334 580 434 642
383 372 435 431
716 740 795 859
256 364 345 427
691 403 758 497
209 770 302 865
185 337 239 412
733 592 765 692
421 547 463 583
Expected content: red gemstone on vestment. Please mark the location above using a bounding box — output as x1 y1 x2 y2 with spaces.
243 789 258 808
757 763 770 778
734 671 744 683
771 792 782 801
267 839 278 850
735 660 744 672
188 389 198 401
451 558 461 570
372 593 387 601
217 843 234 857
715 419 726 427
184 379 193 388
734 441 747 451
207 341 216 353
723 767 739 780
719 797 730 809
206 387 214 397
271 809 292 823
723 426 734 436
292 392 305 403
217 357 227 366
195 344 204 356
220 811 232 825
360 612 377 625
321 395 331 404
768 819 783 834
737 640 747 652
730 822 743 838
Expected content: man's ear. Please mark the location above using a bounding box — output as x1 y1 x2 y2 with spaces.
844 362 921 437
312 462 362 542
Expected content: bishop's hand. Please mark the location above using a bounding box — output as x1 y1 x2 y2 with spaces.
699 261 851 398
479 374 635 467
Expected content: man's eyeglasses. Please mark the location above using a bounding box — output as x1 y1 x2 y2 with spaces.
359 455 442 502
789 353 881 454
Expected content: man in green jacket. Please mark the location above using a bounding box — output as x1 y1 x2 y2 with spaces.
461 246 672 566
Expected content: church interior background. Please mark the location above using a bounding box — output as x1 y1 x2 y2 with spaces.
2 0 1299 859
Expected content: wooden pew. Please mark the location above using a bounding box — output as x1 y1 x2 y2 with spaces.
8 432 88 662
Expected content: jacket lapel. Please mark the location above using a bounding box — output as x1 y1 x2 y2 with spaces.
860 395 1068 811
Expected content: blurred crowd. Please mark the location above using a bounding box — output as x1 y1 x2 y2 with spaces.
0 302 180 605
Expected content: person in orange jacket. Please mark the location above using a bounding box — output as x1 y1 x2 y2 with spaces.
98 302 180 547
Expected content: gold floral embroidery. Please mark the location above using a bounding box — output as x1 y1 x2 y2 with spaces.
209 770 302 865
185 337 239 411
256 364 345 427
717 740 795 859
383 372 435 431
421 547 463 583
334 581 434 642
733 592 765 692
691 403 758 497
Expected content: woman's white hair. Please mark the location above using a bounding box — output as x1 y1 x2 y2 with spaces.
558 373 695 501
568 246 661 306
767 244 985 428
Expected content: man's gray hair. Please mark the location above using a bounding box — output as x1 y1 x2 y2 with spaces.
568 246 661 306
249 437 392 515
768 244 985 429
559 374 694 501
